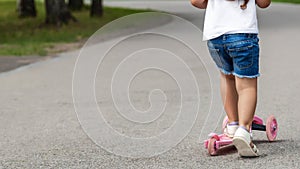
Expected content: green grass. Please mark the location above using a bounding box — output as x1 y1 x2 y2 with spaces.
0 1 152 56
1 0 299 56
272 0 300 3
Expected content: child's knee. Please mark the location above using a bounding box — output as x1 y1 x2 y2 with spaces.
236 77 257 91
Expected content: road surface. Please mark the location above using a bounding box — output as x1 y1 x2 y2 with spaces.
1 1 300 168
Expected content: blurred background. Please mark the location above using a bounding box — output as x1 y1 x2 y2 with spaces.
0 0 298 57
0 0 152 57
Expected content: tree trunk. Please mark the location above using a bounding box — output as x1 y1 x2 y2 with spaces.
68 0 83 11
90 0 103 17
45 0 77 26
17 0 37 18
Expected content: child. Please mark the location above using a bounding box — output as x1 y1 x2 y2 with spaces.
191 0 271 157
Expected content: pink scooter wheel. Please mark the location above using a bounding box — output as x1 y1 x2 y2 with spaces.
266 115 278 141
208 138 218 156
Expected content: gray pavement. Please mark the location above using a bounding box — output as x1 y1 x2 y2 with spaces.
0 56 43 73
1 1 300 168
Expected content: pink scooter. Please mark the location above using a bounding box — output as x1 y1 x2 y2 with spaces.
204 115 278 156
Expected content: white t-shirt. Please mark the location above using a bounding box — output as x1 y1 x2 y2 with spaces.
203 0 259 41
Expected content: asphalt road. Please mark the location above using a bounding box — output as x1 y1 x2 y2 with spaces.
1 1 300 169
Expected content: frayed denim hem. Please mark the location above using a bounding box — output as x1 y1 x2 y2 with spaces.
233 73 260 79
217 68 260 78
219 68 232 75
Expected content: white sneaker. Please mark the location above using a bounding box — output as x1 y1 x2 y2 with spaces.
224 122 239 138
233 127 259 157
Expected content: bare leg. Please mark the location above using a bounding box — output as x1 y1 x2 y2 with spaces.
220 73 238 123
235 77 257 131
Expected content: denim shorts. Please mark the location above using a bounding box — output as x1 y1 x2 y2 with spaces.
207 33 260 78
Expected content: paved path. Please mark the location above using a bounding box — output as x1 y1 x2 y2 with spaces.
1 1 300 168
0 56 42 73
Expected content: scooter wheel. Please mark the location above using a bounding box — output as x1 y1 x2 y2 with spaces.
266 115 278 141
208 138 218 156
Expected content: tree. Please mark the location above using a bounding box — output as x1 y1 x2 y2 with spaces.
90 0 103 17
45 0 77 26
68 0 83 11
17 0 37 18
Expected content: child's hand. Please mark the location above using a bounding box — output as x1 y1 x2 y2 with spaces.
240 0 249 10
190 0 208 9
226 0 249 10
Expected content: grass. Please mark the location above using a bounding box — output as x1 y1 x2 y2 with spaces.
0 0 299 56
0 1 152 56
272 0 300 3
